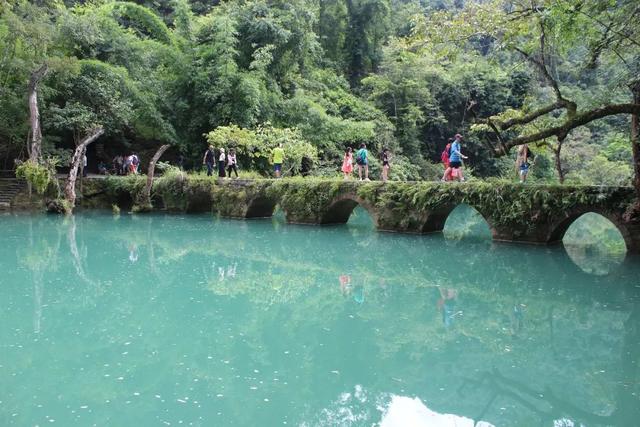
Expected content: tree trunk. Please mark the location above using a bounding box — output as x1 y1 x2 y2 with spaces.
137 144 170 211
79 146 86 194
28 64 49 163
64 127 104 210
632 81 640 198
553 139 565 184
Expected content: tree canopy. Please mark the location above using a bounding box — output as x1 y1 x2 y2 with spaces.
0 0 638 186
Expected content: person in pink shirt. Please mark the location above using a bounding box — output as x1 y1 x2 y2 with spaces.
341 147 354 180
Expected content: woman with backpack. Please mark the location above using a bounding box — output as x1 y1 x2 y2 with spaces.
341 147 354 180
355 143 369 181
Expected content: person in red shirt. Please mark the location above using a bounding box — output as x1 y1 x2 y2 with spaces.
440 138 453 181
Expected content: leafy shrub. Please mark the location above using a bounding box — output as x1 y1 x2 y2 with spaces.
15 159 57 195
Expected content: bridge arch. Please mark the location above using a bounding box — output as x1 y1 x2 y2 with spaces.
320 194 379 227
421 203 495 237
245 195 278 218
549 209 632 252
441 204 493 240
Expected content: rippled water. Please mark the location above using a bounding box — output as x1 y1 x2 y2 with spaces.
1 209 639 426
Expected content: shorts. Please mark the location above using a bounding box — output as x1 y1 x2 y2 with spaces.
449 161 462 168
383 161 389 167
274 163 282 172
356 160 368 166
520 163 529 172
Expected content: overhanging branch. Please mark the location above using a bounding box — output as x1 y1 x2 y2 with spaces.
486 101 566 130
492 103 640 155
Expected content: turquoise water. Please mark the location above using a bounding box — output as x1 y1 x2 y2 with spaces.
1 209 639 426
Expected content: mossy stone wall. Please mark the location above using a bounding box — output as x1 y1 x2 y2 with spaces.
75 177 640 251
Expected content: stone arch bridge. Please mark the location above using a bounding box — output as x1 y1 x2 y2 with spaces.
88 177 640 252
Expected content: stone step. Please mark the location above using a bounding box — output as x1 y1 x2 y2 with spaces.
0 178 26 208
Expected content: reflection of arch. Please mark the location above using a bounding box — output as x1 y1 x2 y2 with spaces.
246 196 278 219
564 243 625 276
320 194 378 226
549 209 630 251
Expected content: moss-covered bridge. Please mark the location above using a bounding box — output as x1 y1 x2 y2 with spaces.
83 177 640 252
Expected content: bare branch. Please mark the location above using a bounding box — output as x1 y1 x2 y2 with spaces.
514 20 578 118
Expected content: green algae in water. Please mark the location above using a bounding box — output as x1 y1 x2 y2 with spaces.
1 212 639 426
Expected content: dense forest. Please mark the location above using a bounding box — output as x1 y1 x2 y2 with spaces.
1 0 639 186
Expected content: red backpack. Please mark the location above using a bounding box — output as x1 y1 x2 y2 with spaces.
441 144 451 163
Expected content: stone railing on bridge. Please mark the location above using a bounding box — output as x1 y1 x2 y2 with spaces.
80 177 640 252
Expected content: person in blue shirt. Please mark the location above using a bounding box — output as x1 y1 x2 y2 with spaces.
355 143 370 181
441 134 468 182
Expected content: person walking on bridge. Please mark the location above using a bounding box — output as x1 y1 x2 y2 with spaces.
227 148 239 178
272 143 285 178
203 145 215 176
356 143 370 181
381 147 391 181
341 147 354 180
440 138 453 181
516 144 534 183
442 134 467 182
218 148 227 178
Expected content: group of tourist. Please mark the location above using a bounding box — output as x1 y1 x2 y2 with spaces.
197 133 533 183
202 144 286 178
341 143 392 181
439 133 534 183
202 145 239 178
112 154 141 175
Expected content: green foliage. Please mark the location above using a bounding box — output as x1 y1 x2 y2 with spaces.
105 174 146 199
0 0 636 188
15 160 56 194
205 124 318 176
102 2 174 45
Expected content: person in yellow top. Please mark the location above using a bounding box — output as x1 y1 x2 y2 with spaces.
272 143 285 178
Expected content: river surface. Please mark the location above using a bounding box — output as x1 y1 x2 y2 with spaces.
1 209 639 426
